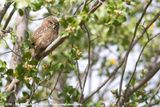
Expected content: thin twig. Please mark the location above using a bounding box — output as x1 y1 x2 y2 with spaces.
76 60 83 92
73 0 92 15
29 16 49 21
79 23 91 103
0 1 13 24
2 38 21 57
3 6 16 30
131 11 160 49
30 72 62 104
27 77 49 104
83 59 124 102
118 32 160 106
73 2 84 15
48 71 62 97
81 0 89 12
126 32 160 91
148 79 160 107
83 13 160 101
126 61 160 99
88 0 105 14
0 50 12 56
28 81 36 104
117 0 153 105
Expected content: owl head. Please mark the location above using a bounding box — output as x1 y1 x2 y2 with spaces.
42 16 59 30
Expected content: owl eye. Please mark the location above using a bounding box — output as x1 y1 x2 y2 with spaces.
48 20 53 24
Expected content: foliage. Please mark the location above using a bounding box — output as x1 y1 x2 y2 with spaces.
0 0 160 106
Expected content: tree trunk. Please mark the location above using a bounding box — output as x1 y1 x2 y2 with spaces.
7 8 28 106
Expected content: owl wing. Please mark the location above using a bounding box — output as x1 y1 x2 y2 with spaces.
34 28 58 59
31 26 47 44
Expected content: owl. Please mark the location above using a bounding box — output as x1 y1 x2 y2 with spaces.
31 16 59 59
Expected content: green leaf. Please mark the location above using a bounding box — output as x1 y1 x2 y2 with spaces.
0 68 6 72
31 2 43 11
6 69 13 75
0 60 7 72
22 91 29 97
28 59 38 65
23 51 32 60
58 85 80 103
0 60 6 68
113 20 122 26
18 9 24 16
15 64 26 79
0 92 9 102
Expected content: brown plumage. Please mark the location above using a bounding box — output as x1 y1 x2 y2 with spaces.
31 16 59 59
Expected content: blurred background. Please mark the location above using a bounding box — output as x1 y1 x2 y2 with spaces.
0 0 160 106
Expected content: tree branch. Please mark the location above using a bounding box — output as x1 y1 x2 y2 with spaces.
118 61 160 105
119 33 160 106
83 0 160 103
117 10 160 107
126 32 160 92
148 79 160 106
3 5 16 30
34 0 106 61
79 22 91 103
6 8 29 105
34 36 67 60
118 0 153 105
83 59 124 102
88 0 105 14
0 1 12 24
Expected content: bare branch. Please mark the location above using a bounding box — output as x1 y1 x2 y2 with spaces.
5 78 19 92
83 1 159 103
88 0 105 14
3 6 16 30
0 50 12 56
0 1 13 24
118 10 160 107
79 23 91 103
119 33 160 106
83 59 124 103
34 36 67 60
0 28 12 39
126 32 160 90
118 0 153 105
29 16 48 21
148 79 160 106
76 61 83 92
2 38 21 57
123 61 160 103
48 71 62 97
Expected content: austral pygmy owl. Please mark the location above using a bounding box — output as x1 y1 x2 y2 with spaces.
31 16 59 59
